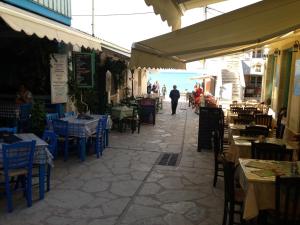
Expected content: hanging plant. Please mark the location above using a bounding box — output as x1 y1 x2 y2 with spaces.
105 58 127 88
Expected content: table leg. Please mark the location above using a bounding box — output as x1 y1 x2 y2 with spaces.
39 164 45 200
79 137 86 161
105 129 109 147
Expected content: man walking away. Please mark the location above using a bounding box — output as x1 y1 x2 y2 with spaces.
169 85 180 115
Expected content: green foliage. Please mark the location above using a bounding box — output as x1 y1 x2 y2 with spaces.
105 58 127 88
30 101 46 136
67 54 127 114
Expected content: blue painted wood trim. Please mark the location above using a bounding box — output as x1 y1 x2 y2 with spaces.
3 0 71 26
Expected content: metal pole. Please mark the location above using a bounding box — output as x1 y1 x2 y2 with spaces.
204 6 207 20
92 0 95 36
131 69 134 99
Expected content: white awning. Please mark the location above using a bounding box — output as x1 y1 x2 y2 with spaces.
131 0 300 69
0 2 101 50
145 0 225 30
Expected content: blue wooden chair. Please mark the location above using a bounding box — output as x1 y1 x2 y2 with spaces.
64 111 75 118
46 113 59 129
52 119 69 161
94 117 106 158
42 130 57 191
19 103 32 132
101 115 109 148
0 127 17 133
0 140 36 212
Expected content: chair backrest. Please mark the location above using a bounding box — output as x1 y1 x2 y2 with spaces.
230 106 243 114
222 158 236 203
19 103 32 121
243 107 257 114
255 114 273 128
96 117 107 138
234 118 252 125
64 111 75 118
46 113 59 129
0 127 17 134
238 113 254 120
251 142 291 161
46 113 59 121
42 130 57 155
52 119 68 136
2 141 36 172
211 131 222 162
101 115 108 130
240 125 269 137
275 176 300 225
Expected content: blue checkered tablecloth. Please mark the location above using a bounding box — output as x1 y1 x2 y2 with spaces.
61 114 107 138
0 103 20 119
0 133 52 165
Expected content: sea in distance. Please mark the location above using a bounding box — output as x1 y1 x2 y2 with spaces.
148 70 206 94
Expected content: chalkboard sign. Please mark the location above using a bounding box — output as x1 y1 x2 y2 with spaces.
73 52 94 88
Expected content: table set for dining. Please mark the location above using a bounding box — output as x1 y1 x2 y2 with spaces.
220 105 300 223
239 159 300 220
0 112 111 212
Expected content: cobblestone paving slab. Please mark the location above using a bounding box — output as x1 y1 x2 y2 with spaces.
0 101 224 225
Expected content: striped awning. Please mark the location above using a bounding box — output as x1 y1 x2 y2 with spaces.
0 2 101 50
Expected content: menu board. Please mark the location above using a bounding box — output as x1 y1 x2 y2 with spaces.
73 52 94 88
50 54 68 104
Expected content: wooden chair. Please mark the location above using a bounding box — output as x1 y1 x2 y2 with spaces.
238 125 267 137
212 131 223 187
0 141 36 212
123 107 141 134
243 107 257 114
0 127 17 134
276 108 287 139
251 142 292 161
222 158 244 225
32 130 57 192
19 103 32 132
46 113 59 129
64 111 75 118
52 119 70 161
274 176 300 225
237 113 254 124
230 106 243 114
234 118 252 125
255 114 272 129
94 117 107 158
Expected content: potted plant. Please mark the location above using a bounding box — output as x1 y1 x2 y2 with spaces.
30 101 46 137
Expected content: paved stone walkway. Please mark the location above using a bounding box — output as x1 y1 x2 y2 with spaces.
0 101 224 225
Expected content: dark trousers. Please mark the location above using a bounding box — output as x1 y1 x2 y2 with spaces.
171 101 178 114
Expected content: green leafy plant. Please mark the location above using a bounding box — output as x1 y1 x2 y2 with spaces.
30 101 46 137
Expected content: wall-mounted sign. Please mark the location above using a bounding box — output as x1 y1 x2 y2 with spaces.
73 52 94 88
294 59 300 96
50 54 68 104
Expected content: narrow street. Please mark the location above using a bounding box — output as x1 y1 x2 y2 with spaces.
0 101 224 225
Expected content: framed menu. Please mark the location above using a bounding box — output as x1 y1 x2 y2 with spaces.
73 52 94 88
50 54 68 104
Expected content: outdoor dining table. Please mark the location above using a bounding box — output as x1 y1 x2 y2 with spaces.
111 106 134 120
238 158 300 220
226 135 299 163
0 133 52 200
61 114 110 161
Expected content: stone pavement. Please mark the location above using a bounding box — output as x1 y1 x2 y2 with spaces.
0 101 224 225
